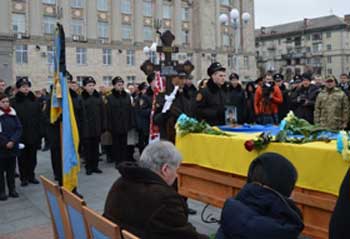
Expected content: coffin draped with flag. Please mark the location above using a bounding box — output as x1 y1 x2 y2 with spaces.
50 23 80 191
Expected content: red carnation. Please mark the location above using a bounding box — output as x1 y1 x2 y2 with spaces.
244 140 255 152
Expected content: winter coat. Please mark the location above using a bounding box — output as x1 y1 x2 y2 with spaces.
11 91 41 145
135 87 153 134
154 88 193 143
291 85 319 124
216 183 304 239
69 89 84 135
81 90 106 139
314 87 349 130
329 169 350 239
106 89 133 135
103 162 209 239
254 84 283 116
224 83 246 124
0 107 22 159
278 84 291 122
196 78 226 126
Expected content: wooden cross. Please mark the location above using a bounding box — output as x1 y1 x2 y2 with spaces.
140 30 194 93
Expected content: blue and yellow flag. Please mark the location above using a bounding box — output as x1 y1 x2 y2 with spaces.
51 23 80 190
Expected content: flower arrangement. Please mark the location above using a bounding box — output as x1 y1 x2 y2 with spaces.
176 114 229 137
244 132 272 152
337 131 350 161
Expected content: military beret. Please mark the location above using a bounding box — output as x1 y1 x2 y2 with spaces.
273 73 284 81
112 76 124 85
229 72 239 81
207 62 226 77
82 76 96 86
16 77 31 89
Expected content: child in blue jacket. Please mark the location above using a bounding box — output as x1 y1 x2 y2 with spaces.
0 92 22 200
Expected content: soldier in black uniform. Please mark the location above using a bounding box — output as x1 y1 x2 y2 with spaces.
196 62 227 126
106 77 133 167
81 77 105 175
11 78 41 186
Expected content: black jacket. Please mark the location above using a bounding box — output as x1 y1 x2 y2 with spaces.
135 87 153 134
224 83 246 124
11 91 41 145
216 183 304 239
329 169 350 239
278 84 290 122
154 88 193 143
0 107 22 159
81 90 106 139
103 162 208 239
291 84 319 124
196 79 226 126
106 89 133 135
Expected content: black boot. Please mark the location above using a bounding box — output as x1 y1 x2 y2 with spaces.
9 190 19 198
0 193 7 201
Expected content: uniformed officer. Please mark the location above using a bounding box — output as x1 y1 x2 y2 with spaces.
195 62 227 126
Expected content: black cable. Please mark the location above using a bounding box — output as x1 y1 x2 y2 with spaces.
200 204 220 224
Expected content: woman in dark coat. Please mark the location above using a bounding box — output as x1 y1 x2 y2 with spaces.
329 169 350 239
245 82 256 124
216 153 304 239
0 92 22 200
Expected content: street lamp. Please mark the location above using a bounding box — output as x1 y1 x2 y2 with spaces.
219 9 250 75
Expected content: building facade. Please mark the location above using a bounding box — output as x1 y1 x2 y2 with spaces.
0 0 257 90
256 15 350 81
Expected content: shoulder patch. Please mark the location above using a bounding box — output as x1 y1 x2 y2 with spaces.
196 93 203 101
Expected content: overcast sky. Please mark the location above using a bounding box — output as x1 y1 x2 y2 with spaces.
255 0 350 28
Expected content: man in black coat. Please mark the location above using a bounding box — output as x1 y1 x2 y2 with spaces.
196 62 226 126
103 141 208 239
224 73 246 124
81 77 105 175
291 73 319 124
10 78 42 186
274 73 290 122
106 77 133 167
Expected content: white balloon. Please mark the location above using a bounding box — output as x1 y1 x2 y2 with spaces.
242 12 251 24
230 9 240 20
219 14 229 24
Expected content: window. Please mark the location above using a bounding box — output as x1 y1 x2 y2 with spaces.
312 43 322 53
42 0 56 4
121 0 131 14
144 26 153 41
182 30 190 45
306 47 311 53
16 45 28 64
327 56 332 63
222 33 230 47
12 14 26 33
71 0 84 8
47 46 55 65
48 76 54 85
71 19 84 36
220 0 230 5
327 69 333 75
143 1 153 17
98 22 109 39
126 50 135 66
305 34 310 41
103 76 112 86
163 4 172 19
347 56 350 63
228 55 233 68
97 0 108 11
43 16 56 34
102 48 112 65
121 24 132 40
76 76 86 86
326 32 332 38
327 44 332 51
312 33 322 41
181 8 190 21
127 76 136 84
76 48 87 65
244 56 249 69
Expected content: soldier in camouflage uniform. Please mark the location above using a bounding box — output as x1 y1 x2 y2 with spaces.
314 75 349 130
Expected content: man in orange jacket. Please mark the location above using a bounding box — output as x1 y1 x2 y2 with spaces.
254 72 283 125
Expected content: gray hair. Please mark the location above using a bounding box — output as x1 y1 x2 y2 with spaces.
139 141 182 173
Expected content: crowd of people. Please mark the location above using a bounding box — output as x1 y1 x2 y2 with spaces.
1 62 350 238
